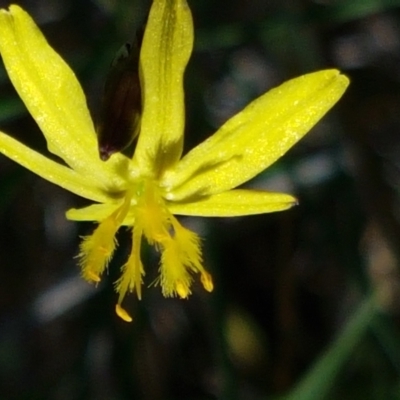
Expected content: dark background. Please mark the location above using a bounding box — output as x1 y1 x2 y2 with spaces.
1 0 400 399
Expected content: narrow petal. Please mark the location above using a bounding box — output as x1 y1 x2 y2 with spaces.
0 5 126 184
132 0 193 177
67 203 136 225
66 203 121 222
167 189 297 217
162 70 349 200
0 131 111 203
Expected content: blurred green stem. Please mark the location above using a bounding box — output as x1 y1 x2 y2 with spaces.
281 296 378 400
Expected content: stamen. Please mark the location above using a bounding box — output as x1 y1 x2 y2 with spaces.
78 217 118 283
78 193 132 283
176 281 191 298
159 236 193 297
170 217 203 269
138 180 170 244
115 226 144 316
158 216 213 297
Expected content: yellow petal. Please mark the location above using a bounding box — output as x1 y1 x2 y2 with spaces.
66 203 121 221
67 203 136 225
0 5 126 184
167 189 297 217
0 131 111 203
132 0 193 177
162 70 349 200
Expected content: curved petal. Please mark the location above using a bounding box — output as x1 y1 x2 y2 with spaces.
67 202 135 225
0 5 124 183
167 189 297 217
162 70 349 200
132 0 193 177
0 131 111 203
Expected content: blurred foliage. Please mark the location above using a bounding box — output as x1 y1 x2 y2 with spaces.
1 0 400 399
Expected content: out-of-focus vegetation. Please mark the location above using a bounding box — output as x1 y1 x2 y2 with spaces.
1 0 400 399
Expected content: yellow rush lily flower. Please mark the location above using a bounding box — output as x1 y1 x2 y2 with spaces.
0 2 349 322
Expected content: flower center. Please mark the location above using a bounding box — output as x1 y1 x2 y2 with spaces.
78 179 213 322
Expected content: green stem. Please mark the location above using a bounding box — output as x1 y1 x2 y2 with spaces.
281 297 378 400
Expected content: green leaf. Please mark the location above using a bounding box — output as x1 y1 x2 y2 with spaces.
282 297 378 400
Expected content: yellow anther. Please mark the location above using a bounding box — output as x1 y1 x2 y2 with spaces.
201 272 214 292
176 281 190 299
115 304 133 322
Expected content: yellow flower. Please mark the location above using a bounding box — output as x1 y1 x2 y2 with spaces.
0 1 349 322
